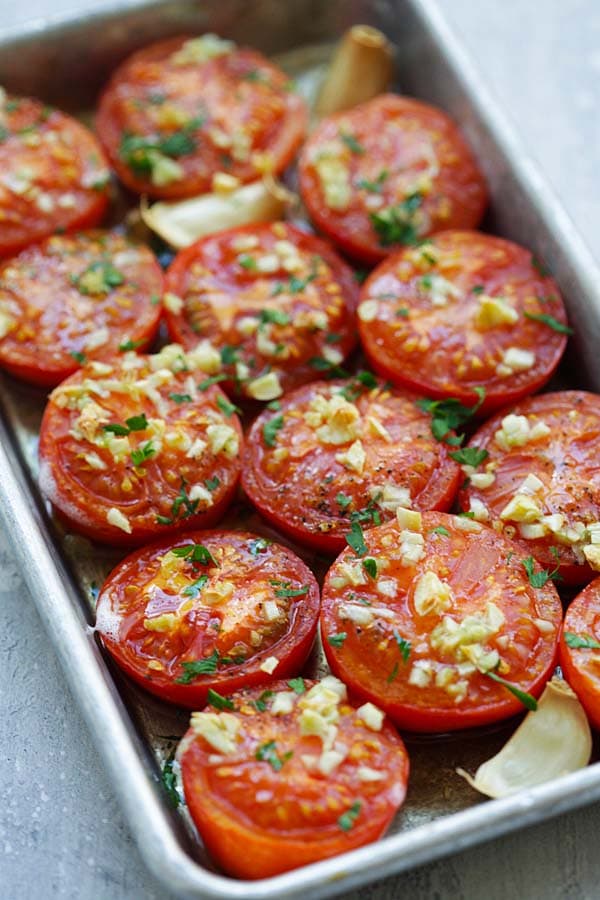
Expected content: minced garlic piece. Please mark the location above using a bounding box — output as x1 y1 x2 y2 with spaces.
170 34 235 66
163 292 184 314
206 423 239 458
203 580 235 605
474 295 518 330
306 393 360 445
370 484 411 512
246 371 282 401
106 507 132 534
355 702 384 732
396 507 421 531
400 529 425 565
339 602 374 626
190 711 241 755
314 147 351 210
143 612 178 632
413 570 453 616
259 656 279 674
335 439 366 474
494 413 550 451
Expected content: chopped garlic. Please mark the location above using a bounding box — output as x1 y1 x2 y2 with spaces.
396 507 421 531
207 423 239 458
190 711 241 755
305 393 359 445
494 414 550 451
106 507 132 534
355 702 384 732
203 581 235 605
170 34 235 66
246 371 282 401
358 299 379 322
497 347 536 375
259 656 279 674
413 570 453 616
270 692 296 716
400 529 425 565
335 439 366 474
339 602 374 627
474 295 518 330
163 292 184 314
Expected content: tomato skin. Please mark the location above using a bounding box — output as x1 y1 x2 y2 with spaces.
298 94 487 264
164 222 359 400
357 231 568 414
0 231 163 387
96 531 320 706
38 355 243 545
242 378 461 554
0 97 110 257
96 37 307 199
459 391 600 586
320 511 562 732
559 579 600 730
178 678 409 878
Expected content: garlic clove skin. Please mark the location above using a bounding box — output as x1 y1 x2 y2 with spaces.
457 677 592 799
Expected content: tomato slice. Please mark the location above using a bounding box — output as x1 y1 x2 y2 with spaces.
96 530 320 706
96 36 307 199
0 231 163 387
357 231 569 413
0 95 110 257
320 510 562 732
242 377 461 553
559 579 600 729
38 349 243 545
177 675 409 878
298 94 487 264
459 391 600 586
164 222 359 402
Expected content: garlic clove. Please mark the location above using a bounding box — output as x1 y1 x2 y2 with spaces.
457 677 592 799
141 179 291 249
315 25 393 118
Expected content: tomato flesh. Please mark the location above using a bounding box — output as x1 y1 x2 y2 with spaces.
96 531 320 706
96 37 307 199
0 231 163 386
242 377 461 553
321 511 562 732
559 578 600 730
0 96 109 256
38 353 243 545
298 94 487 264
164 222 359 401
178 677 409 878
459 391 600 586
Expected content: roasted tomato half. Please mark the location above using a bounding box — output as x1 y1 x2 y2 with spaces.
298 93 487 264
0 231 163 386
177 675 409 878
559 578 600 730
357 231 569 413
459 391 600 586
38 348 242 545
321 510 562 732
96 34 307 199
164 222 359 402
96 530 320 706
0 94 110 257
242 376 460 553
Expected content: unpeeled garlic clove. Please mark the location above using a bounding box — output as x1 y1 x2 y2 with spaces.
457 677 592 799
141 178 292 249
314 25 393 118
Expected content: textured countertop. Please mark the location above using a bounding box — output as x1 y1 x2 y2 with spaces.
2 1 600 897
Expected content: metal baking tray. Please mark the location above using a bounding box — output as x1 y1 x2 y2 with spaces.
2 1 600 897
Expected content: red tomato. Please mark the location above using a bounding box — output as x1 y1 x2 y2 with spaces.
0 231 163 387
177 676 409 878
0 96 110 257
96 530 320 706
559 578 600 729
320 511 562 732
357 231 569 413
164 222 359 402
38 351 243 545
242 377 461 553
298 94 487 264
96 36 307 199
459 391 600 586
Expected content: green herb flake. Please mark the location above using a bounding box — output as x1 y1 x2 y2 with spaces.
72 261 125 296
430 525 450 537
176 650 220 683
338 801 362 832
161 754 180 808
395 307 410 318
393 629 411 663
131 441 155 467
524 311 573 335
238 254 257 270
269 579 309 599
253 690 274 712
370 192 423 247
521 556 560 589
471 285 484 294
255 740 292 772
217 395 240 418
287 677 306 694
70 350 87 364
207 688 234 710
564 632 600 650
356 169 388 193
205 476 220 492
169 392 193 404
449 447 489 467
258 308 291 325
386 661 399 683
416 388 485 445
353 268 369 285
362 557 377 579
340 131 365 155
336 492 352 510
118 338 145 352
172 543 219 567
220 345 239 365
182 573 209 599
263 413 284 447
308 356 348 378
197 373 227 391
103 412 148 437
532 257 550 276
345 521 368 557
155 476 200 526
327 632 347 648
248 537 272 556
484 670 538 711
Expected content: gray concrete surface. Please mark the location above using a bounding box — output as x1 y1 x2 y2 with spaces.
2 0 600 897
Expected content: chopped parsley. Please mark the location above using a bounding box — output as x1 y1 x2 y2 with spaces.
370 192 423 246
269 579 309 599
255 740 292 771
393 629 411 663
263 413 284 447
207 688 234 710
258 308 291 325
248 537 272 556
103 413 149 436
253 690 274 712
176 650 219 683
564 632 600 650
71 261 125 296
220 345 239 365
161 754 180 808
287 677 306 694
308 356 349 378
345 521 368 557
336 492 352 510
155 477 200 526
338 801 361 831
386 661 399 683
118 338 145 352
69 350 87 364
430 525 450 537
171 543 219 567
182 574 209 598
449 447 489 467
119 120 202 174
169 392 193 404
484 670 538 711
130 442 155 467
521 555 560 588
471 284 484 295
523 311 573 334
205 476 220 492
416 388 486 445
217 395 240 418
327 632 347 648
532 256 550 276
356 169 388 193
340 131 365 155
349 500 381 527
198 373 227 391
362 557 377 579
339 369 378 401
238 254 257 270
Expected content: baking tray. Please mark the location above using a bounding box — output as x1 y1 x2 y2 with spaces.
2 1 600 897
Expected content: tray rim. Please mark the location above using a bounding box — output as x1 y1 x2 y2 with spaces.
2 0 600 897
